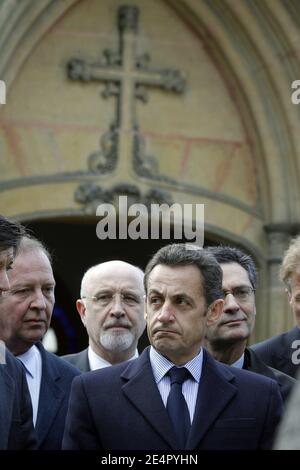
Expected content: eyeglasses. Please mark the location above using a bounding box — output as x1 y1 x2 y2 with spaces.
223 286 255 303
82 292 142 307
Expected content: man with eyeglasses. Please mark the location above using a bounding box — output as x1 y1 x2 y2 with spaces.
205 245 295 403
62 260 146 371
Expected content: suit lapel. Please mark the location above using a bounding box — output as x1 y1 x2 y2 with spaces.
35 344 65 446
186 351 237 449
0 365 14 449
121 348 178 449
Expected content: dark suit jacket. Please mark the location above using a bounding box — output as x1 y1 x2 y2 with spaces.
0 348 36 449
62 347 283 450
34 342 81 449
251 326 300 379
62 348 90 372
244 347 296 403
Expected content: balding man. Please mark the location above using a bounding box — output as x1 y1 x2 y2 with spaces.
62 260 146 371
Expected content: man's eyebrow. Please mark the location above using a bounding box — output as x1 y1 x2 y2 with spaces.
9 283 31 290
147 288 163 295
173 292 194 301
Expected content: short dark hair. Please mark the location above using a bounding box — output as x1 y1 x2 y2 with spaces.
144 243 223 306
0 215 25 253
207 245 257 289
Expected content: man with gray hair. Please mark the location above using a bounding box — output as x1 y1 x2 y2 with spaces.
252 235 300 378
63 243 283 450
63 260 145 371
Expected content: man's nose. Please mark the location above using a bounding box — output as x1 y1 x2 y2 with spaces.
30 290 47 310
157 301 174 322
109 294 125 317
223 293 240 313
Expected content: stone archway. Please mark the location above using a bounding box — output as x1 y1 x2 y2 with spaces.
1 0 300 340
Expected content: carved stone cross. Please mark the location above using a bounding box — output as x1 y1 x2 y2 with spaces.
67 5 186 180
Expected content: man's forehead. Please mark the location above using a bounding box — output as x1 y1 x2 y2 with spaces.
147 285 189 298
8 250 54 282
88 271 143 293
147 264 203 292
149 263 201 279
221 262 251 286
290 270 300 289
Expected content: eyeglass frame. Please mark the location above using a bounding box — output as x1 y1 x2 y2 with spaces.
81 291 142 307
222 285 255 303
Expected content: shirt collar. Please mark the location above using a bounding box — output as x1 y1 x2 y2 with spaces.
17 344 40 378
149 345 203 384
230 353 245 369
88 345 138 370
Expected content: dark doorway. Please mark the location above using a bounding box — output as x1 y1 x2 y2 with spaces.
26 217 215 355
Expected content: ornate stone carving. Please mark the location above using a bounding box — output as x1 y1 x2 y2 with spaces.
67 5 186 180
88 123 118 174
74 181 173 213
133 131 177 183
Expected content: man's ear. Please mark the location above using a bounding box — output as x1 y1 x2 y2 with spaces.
286 288 292 304
144 295 147 321
206 299 224 326
76 299 87 327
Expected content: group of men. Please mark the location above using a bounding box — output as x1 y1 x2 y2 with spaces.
0 213 300 450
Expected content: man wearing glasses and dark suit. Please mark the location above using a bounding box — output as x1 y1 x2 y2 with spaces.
205 245 295 403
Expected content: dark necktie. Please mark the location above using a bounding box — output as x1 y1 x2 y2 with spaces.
166 366 191 449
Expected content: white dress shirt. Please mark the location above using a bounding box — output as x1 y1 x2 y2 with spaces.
88 345 139 371
231 353 245 370
17 345 42 426
149 346 203 423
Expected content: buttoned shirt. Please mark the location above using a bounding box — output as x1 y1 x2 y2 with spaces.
149 346 203 423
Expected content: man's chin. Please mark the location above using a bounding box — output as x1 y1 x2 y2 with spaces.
222 330 249 343
25 331 46 344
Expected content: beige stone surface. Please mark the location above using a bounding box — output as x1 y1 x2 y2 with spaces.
1 0 300 339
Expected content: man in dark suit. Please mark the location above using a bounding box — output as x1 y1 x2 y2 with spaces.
63 243 283 450
0 234 81 449
251 235 300 378
0 215 36 449
205 246 295 403
62 260 145 372
0 347 36 449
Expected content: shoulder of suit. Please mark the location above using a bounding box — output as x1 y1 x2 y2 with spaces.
39 345 81 376
60 352 81 361
3 348 23 377
268 366 297 385
251 331 288 351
